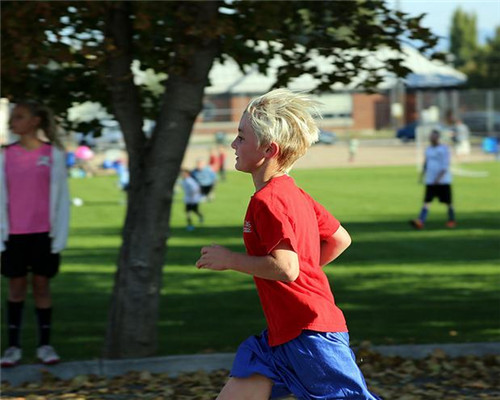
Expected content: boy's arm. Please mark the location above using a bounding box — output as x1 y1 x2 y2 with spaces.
319 225 352 267
420 159 427 183
196 240 300 282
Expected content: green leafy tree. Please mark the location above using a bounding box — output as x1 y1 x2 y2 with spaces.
462 27 500 88
449 7 478 68
1 0 438 359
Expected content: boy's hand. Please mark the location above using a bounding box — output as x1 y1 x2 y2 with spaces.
196 245 232 271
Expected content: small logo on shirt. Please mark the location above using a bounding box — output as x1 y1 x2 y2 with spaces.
243 220 252 233
37 156 50 167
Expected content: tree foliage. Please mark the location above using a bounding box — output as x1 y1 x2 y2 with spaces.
448 7 500 88
461 27 500 89
2 0 439 118
449 7 478 69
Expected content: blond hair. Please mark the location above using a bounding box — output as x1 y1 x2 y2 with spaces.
245 89 321 172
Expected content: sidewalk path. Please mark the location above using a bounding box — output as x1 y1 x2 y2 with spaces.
2 342 499 386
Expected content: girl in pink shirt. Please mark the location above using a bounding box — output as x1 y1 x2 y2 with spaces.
0 101 69 367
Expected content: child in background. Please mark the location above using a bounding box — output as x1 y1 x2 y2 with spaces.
348 136 359 163
191 159 217 201
1 101 70 367
218 145 227 181
209 148 220 172
196 89 380 399
410 129 456 229
181 169 204 231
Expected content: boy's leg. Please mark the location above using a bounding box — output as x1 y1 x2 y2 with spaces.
185 204 195 230
217 375 273 400
186 210 195 231
410 202 430 229
442 185 456 227
446 203 456 228
418 203 430 223
411 185 434 229
194 204 204 223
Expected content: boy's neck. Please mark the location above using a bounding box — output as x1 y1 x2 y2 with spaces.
252 161 285 191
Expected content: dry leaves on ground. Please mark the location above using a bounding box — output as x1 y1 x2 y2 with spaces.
1 349 500 399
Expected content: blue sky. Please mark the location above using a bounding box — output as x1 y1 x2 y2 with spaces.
388 0 500 50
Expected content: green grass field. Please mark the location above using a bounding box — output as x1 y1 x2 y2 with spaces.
2 162 499 361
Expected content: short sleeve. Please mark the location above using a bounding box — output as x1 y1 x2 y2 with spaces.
253 200 298 255
312 199 340 240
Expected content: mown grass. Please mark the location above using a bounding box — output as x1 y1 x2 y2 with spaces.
2 161 499 361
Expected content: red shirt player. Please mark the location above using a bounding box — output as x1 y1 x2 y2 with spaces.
196 89 380 400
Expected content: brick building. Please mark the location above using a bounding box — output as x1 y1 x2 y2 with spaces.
192 46 465 136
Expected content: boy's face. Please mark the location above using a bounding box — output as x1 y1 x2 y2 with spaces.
430 132 440 145
231 113 266 173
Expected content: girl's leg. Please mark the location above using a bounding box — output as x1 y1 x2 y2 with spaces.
32 274 60 363
217 375 273 400
8 276 28 302
32 274 52 308
7 277 28 348
32 275 53 347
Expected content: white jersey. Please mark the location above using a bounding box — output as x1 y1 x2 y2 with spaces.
182 176 202 204
425 144 451 184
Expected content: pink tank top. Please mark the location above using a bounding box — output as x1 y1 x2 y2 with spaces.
5 142 52 234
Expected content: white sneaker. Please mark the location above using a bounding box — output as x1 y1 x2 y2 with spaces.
1 346 22 367
36 345 60 365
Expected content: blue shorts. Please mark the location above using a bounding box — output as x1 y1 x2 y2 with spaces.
231 330 381 399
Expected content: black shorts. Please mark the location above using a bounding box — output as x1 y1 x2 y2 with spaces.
200 185 213 196
185 203 199 213
424 184 452 204
1 232 60 278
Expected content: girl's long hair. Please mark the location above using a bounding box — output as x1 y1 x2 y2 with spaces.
16 100 64 149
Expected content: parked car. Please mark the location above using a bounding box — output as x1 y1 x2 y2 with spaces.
396 121 418 142
316 130 338 145
461 111 500 135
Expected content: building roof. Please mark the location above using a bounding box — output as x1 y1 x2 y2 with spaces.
206 46 466 95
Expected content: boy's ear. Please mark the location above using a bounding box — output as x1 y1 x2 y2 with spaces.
264 142 280 159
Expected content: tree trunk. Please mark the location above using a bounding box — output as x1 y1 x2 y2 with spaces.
103 1 219 359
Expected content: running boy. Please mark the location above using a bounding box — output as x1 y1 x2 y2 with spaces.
410 129 456 229
196 89 379 399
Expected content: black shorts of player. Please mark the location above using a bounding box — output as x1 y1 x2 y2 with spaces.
185 203 199 213
1 232 60 278
424 184 452 204
200 185 213 196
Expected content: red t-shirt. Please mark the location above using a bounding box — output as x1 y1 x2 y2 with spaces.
243 175 348 346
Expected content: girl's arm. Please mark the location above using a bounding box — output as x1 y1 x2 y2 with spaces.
196 240 299 282
319 225 352 267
